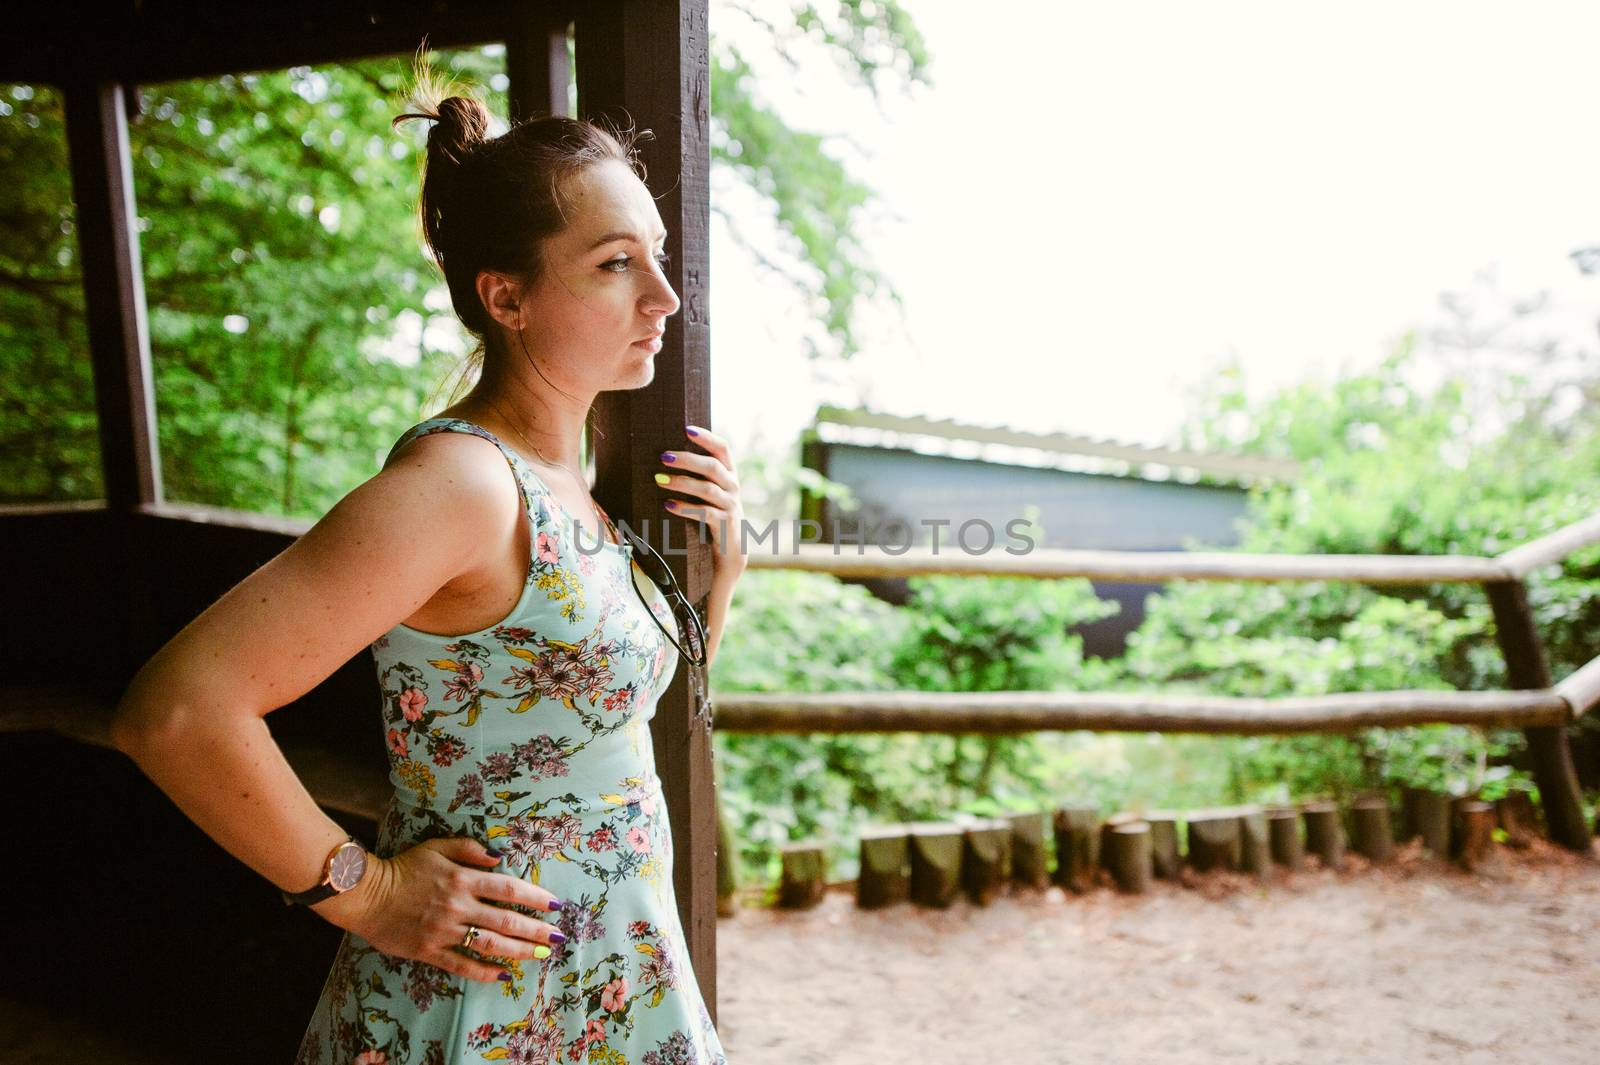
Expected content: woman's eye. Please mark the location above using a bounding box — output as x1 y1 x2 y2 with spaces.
602 252 670 274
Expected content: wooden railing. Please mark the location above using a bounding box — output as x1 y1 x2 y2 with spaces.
3 504 1597 850
721 508 1600 852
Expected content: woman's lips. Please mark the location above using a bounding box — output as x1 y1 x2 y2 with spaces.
633 336 663 352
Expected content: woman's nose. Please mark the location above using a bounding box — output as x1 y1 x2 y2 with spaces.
646 270 681 318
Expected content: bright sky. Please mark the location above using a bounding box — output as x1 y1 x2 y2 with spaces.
708 0 1600 458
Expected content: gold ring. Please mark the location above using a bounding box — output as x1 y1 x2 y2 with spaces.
461 925 481 949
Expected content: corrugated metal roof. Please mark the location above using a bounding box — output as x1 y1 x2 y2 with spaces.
810 406 1300 486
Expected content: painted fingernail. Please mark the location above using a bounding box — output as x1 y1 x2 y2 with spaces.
661 452 676 463
547 898 564 911
484 846 503 860
533 945 552 960
654 472 671 485
664 499 678 509
549 931 568 944
498 971 513 981
685 426 700 436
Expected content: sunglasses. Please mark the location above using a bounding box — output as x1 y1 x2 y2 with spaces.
617 525 709 671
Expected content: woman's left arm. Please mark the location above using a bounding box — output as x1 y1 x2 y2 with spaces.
655 424 748 670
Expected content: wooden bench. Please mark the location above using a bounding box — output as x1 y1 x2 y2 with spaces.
0 685 390 822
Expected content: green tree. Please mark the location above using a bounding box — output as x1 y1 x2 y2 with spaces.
1 3 932 512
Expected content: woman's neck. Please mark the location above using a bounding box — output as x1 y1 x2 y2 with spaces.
450 379 593 473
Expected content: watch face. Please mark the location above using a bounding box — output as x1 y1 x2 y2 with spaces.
329 842 368 891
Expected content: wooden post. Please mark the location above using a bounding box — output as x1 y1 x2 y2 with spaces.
857 825 911 909
505 11 572 121
715 787 739 916
1349 794 1395 864
1144 810 1182 879
1495 787 1540 849
1098 811 1142 872
1400 784 1423 841
62 79 161 686
575 0 718 1016
1411 789 1452 857
1266 806 1304 869
1303 800 1346 871
777 842 827 909
1005 810 1050 888
1186 807 1245 872
908 822 964 907
1051 806 1100 893
1455 801 1497 871
1238 808 1272 878
1106 822 1153 893
1485 581 1592 852
62 81 160 510
960 817 1013 905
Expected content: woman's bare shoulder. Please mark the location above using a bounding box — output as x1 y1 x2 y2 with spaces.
112 427 524 729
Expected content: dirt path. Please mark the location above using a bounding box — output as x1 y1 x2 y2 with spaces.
714 838 1600 1065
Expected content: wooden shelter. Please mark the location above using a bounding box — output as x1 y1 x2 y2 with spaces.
0 2 717 1057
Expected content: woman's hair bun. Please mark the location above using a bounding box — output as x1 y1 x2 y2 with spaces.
391 55 491 166
429 96 489 164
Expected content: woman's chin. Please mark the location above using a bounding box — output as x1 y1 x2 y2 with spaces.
623 354 656 389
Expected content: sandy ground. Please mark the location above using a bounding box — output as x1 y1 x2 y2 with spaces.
2 838 1594 1064
714 838 1600 1065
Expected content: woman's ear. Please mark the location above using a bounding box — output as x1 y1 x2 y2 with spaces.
476 269 525 333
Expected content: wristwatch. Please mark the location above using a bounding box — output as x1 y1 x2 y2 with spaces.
281 834 371 907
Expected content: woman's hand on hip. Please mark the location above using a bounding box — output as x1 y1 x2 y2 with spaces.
313 836 566 983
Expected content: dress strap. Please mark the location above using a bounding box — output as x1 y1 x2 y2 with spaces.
385 417 622 549
382 417 535 518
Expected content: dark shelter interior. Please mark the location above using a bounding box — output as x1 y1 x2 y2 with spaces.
0 4 718 1060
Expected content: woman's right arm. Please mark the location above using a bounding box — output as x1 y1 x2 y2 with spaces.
110 433 563 981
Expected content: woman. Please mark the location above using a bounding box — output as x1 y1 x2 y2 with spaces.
110 76 742 1065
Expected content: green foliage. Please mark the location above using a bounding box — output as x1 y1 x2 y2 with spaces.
708 322 1600 884
711 0 931 357
1148 334 1600 810
2 6 932 510
0 52 501 514
712 569 1124 883
6 15 1596 894
709 568 902 885
0 84 99 499
889 574 1119 693
1121 581 1486 698
131 56 505 516
709 568 907 694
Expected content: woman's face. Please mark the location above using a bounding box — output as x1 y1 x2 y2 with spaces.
504 158 682 392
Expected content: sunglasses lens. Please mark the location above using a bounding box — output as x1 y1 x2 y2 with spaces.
678 603 706 664
624 531 707 668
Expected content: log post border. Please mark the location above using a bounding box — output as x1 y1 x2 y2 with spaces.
1485 580 1592 851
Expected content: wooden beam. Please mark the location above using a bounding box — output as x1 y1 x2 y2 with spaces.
1497 510 1600 579
710 688 1573 735
1 7 522 86
62 80 160 509
1485 581 1592 852
743 543 1511 584
1555 654 1600 720
575 0 717 1019
506 12 573 120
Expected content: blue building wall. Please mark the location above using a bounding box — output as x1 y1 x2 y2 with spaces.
810 442 1254 658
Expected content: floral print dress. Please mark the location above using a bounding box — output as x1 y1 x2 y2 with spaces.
295 417 729 1065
